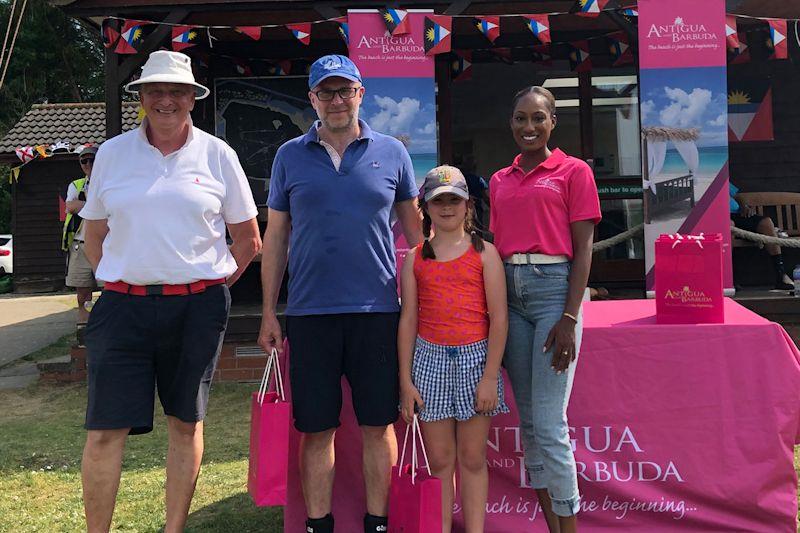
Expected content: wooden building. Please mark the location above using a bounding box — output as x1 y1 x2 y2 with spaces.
0 102 139 292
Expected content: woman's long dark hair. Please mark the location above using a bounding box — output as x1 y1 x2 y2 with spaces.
419 197 484 260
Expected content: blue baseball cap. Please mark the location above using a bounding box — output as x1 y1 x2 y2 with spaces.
308 54 362 89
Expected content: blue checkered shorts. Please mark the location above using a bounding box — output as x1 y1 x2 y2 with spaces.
412 336 510 422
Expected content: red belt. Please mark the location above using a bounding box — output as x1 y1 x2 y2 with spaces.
104 278 226 296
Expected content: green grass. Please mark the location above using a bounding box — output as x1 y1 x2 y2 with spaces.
0 382 282 532
20 332 76 364
1 381 798 531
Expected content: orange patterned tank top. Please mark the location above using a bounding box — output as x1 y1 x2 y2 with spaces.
413 243 489 346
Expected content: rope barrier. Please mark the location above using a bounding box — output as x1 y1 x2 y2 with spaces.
592 223 643 252
731 226 800 248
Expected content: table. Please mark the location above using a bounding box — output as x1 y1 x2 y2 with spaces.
282 298 800 531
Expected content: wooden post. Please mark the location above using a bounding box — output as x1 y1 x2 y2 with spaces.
104 46 122 139
435 55 453 165
578 70 594 161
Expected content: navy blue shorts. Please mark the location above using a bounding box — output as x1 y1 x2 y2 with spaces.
84 284 231 435
286 312 400 433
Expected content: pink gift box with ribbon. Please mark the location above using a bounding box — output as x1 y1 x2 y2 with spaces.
655 233 724 324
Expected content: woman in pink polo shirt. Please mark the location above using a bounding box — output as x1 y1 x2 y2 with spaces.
490 86 600 532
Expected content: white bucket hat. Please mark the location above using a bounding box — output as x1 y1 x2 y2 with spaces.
125 50 210 100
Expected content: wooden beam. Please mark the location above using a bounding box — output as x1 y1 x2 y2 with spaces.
435 55 453 165
104 45 122 139
444 0 472 15
311 2 341 20
604 10 635 40
118 8 190 81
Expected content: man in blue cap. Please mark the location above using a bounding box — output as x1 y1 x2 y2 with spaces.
259 54 422 533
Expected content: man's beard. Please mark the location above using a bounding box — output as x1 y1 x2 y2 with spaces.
322 112 356 132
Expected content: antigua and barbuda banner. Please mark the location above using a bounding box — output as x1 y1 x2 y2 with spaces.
638 0 733 294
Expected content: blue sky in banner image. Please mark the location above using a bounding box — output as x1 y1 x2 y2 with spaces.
640 66 728 149
360 77 438 179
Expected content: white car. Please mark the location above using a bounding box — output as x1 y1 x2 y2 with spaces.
0 235 12 274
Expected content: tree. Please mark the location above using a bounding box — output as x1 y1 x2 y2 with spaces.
0 0 104 135
0 0 102 232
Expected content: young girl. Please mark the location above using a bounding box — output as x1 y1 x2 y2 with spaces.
398 165 508 533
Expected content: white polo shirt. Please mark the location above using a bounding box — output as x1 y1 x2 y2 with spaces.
80 119 258 285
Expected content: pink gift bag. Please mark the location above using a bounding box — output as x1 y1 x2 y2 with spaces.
247 346 291 506
655 233 724 324
388 415 442 533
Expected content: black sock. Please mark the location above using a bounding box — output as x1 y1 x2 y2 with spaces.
771 254 787 283
306 513 334 533
364 513 388 532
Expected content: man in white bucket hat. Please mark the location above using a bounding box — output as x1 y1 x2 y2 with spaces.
78 50 260 532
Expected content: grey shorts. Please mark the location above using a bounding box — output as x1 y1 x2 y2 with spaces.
66 241 101 288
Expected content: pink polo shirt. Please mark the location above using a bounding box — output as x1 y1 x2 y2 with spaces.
489 149 601 260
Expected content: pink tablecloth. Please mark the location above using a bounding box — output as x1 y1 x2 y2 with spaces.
282 298 800 532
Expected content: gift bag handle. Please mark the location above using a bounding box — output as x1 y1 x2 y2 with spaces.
257 347 285 405
397 414 432 484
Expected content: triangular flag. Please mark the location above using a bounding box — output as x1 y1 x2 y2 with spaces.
725 15 739 51
137 106 146 123
452 50 472 81
9 167 20 184
621 7 638 16
379 9 411 36
424 15 452 55
474 16 500 44
266 60 292 76
235 26 262 40
14 146 35 163
287 23 311 45
334 17 349 45
729 32 750 64
101 19 120 49
171 26 198 52
608 31 634 66
115 19 148 54
233 58 253 76
35 145 49 158
523 14 551 44
767 19 788 60
575 0 610 17
568 41 592 72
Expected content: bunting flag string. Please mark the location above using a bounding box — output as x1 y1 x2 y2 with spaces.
287 23 312 45
379 8 411 36
767 19 788 60
523 14 551 44
172 26 199 51
474 16 501 44
424 15 452 56
451 50 472 81
115 19 149 54
334 17 349 45
235 26 262 40
608 31 634 66
567 40 592 72
725 15 740 51
574 0 611 17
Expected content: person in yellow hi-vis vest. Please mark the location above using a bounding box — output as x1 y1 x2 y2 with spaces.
63 144 100 322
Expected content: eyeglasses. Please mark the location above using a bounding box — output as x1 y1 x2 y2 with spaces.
79 158 94 165
312 86 361 101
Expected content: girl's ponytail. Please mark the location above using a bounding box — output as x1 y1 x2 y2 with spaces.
465 201 485 253
421 209 436 260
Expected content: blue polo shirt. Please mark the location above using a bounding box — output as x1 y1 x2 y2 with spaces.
268 120 418 315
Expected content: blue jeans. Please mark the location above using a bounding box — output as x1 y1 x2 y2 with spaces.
504 262 582 517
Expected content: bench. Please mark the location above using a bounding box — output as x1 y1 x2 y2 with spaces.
643 174 695 224
732 191 800 247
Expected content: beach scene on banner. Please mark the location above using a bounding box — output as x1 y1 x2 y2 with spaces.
360 76 438 184
640 66 729 258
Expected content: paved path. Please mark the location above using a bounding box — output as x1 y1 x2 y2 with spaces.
0 293 78 367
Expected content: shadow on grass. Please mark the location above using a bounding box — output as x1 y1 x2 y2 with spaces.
186 492 283 532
